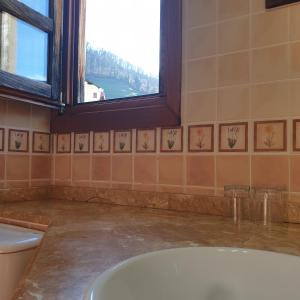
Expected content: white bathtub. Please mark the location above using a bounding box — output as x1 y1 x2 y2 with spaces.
84 247 300 300
0 223 44 300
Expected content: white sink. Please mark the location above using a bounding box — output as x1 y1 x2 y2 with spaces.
84 247 300 300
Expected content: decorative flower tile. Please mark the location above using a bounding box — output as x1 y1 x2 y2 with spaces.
188 125 214 152
0 128 4 151
8 129 29 152
160 127 183 152
93 131 110 153
33 132 50 153
219 122 248 152
255 120 286 152
57 133 71 153
293 120 300 151
74 132 90 153
114 130 132 153
136 129 156 153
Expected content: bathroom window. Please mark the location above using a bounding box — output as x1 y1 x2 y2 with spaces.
0 0 63 105
52 0 182 132
81 0 161 102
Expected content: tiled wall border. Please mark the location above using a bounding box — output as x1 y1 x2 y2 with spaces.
0 120 299 154
50 121 300 155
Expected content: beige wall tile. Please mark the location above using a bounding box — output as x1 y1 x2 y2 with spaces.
251 9 288 47
216 155 250 188
186 90 217 122
92 156 111 181
252 45 289 82
187 57 217 91
134 155 157 184
159 156 184 185
290 5 300 41
0 155 4 180
188 25 216 59
289 79 300 116
6 101 31 129
187 0 216 28
72 155 90 181
291 156 300 192
252 155 289 188
251 81 289 118
31 106 51 132
290 42 300 78
0 100 6 126
112 156 132 183
218 52 250 86
217 0 249 21
218 16 249 54
186 155 215 187
31 155 51 179
6 155 29 180
217 86 250 121
251 0 265 13
55 155 71 180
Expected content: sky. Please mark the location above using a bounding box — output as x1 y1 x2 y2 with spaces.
85 0 161 77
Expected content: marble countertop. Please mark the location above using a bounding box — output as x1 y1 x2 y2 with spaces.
1 200 300 300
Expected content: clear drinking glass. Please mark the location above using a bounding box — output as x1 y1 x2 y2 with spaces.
252 187 287 225
224 185 251 223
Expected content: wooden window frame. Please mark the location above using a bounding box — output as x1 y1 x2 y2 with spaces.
0 0 63 107
266 0 299 8
51 0 182 132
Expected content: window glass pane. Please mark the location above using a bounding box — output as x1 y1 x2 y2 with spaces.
83 0 160 102
19 0 49 16
0 13 48 82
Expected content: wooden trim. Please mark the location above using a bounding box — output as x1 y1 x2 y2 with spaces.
93 131 111 153
49 0 63 100
32 132 51 153
188 124 214 153
136 128 157 153
160 126 183 153
113 130 132 153
254 120 287 152
293 119 300 151
266 0 300 8
56 133 71 153
219 122 248 153
0 89 63 109
73 132 90 153
0 0 53 33
8 129 29 152
51 0 182 132
0 71 52 98
0 0 63 105
0 128 4 151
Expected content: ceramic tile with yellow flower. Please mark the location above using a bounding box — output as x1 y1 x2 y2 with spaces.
255 120 286 151
136 129 156 152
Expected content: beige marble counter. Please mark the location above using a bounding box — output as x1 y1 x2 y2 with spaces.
1 200 300 300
